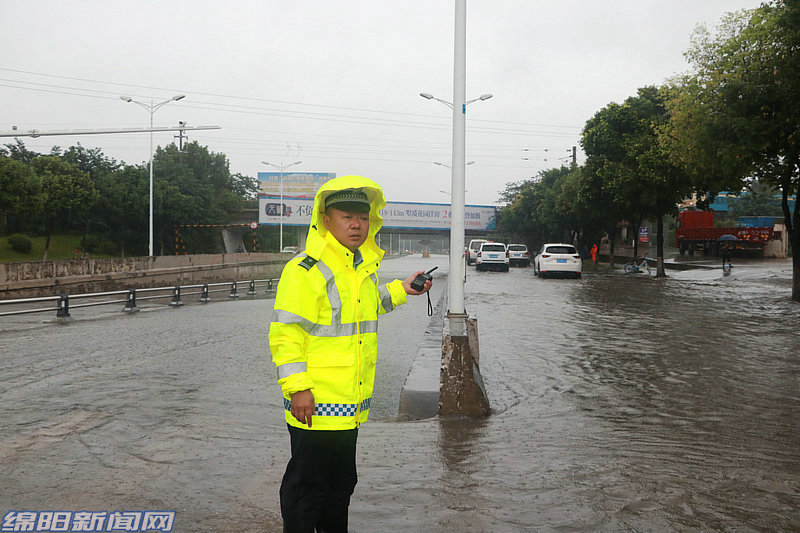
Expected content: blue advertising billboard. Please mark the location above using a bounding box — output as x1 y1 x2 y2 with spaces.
259 197 497 231
257 172 335 199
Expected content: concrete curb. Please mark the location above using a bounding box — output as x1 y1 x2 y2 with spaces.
397 286 448 420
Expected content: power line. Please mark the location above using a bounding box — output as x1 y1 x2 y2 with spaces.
1 79 579 139
0 67 582 132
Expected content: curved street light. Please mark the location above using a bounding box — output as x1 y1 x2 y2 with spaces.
434 161 475 168
420 92 492 110
120 94 186 256
422 88 491 316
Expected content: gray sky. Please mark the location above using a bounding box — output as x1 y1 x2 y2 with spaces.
1 1 757 206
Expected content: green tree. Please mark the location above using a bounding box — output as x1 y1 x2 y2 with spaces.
150 142 257 254
1 139 41 164
0 156 43 234
666 1 800 299
55 144 129 253
729 180 786 219
84 163 149 257
583 87 693 275
497 166 578 248
576 158 627 266
30 156 99 260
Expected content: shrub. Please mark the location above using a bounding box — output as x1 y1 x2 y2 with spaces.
82 234 101 253
97 240 118 256
7 234 33 254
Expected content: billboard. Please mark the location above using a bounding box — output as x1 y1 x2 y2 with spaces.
258 197 497 231
639 226 650 243
257 172 335 198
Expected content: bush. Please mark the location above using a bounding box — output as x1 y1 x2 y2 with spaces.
7 234 33 254
97 240 118 256
81 235 118 257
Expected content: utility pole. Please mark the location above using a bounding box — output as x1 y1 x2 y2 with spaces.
174 122 188 152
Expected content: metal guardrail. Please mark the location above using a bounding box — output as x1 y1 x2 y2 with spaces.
0 278 279 319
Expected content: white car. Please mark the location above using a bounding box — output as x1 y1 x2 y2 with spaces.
467 239 488 265
476 242 509 272
507 244 530 267
281 245 299 254
534 243 581 279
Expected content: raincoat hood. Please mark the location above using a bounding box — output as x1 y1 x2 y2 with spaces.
306 175 386 263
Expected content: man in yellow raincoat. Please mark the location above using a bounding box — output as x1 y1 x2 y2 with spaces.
269 175 432 532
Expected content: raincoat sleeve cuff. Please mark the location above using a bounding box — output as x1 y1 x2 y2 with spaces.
280 373 315 397
387 279 407 307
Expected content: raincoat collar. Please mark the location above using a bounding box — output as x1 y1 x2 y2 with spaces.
306 175 386 269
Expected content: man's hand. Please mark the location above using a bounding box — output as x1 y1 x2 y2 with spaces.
290 389 315 427
402 271 433 295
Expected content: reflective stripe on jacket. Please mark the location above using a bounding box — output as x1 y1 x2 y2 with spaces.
268 175 407 430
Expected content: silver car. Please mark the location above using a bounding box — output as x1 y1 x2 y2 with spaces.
507 244 530 267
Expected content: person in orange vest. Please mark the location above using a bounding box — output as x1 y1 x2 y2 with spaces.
590 243 598 262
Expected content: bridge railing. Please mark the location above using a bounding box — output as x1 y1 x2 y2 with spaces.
0 278 280 319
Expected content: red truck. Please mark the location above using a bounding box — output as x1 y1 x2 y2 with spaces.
675 210 774 255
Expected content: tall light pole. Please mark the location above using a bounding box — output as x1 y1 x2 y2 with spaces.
421 31 492 317
261 161 302 251
120 94 186 257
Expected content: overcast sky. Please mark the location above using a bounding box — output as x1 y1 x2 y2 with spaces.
1 1 758 206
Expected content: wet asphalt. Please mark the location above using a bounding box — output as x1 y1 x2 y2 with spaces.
1 253 799 532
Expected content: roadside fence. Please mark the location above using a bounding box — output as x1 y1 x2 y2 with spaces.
0 279 279 319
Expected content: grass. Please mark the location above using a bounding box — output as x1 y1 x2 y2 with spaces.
0 234 115 263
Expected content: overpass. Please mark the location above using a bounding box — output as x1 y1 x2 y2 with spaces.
221 197 498 254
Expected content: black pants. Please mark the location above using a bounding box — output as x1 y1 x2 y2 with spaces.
280 425 358 533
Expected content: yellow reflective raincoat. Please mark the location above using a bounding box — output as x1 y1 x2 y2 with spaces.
268 175 408 430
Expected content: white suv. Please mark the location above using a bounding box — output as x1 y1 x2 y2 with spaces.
466 239 488 265
476 242 509 272
507 244 530 267
534 243 582 279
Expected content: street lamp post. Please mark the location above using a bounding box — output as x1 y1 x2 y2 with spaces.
421 67 492 317
261 161 302 251
120 94 185 257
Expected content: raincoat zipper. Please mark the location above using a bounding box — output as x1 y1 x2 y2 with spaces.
354 266 363 427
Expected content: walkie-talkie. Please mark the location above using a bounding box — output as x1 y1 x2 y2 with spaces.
410 266 437 292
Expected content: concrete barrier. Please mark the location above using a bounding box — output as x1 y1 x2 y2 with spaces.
397 290 447 420
398 287 491 420
439 315 491 417
0 253 289 299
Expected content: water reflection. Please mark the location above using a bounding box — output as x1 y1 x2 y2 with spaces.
435 418 492 531
566 269 800 530
459 263 800 531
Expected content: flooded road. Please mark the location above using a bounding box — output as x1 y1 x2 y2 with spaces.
1 254 799 532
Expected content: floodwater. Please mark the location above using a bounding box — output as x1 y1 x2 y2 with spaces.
1 254 799 532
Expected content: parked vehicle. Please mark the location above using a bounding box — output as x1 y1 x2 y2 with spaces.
534 243 581 279
281 245 299 253
467 239 488 265
476 242 509 272
507 244 530 266
675 210 774 256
